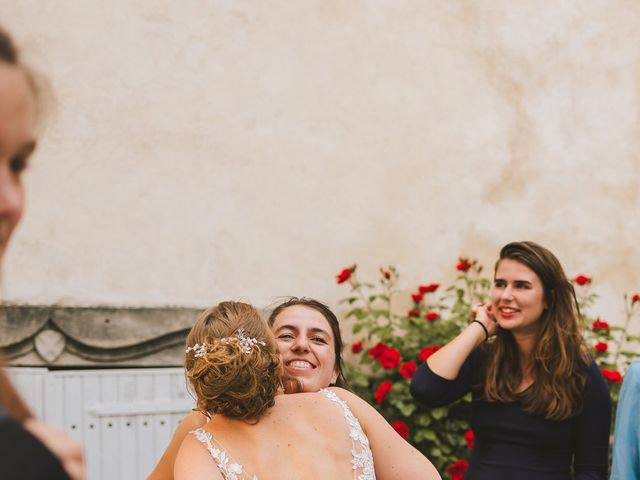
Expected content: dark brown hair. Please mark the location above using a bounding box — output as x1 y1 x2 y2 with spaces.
482 241 589 420
185 302 282 422
0 25 33 422
268 297 351 390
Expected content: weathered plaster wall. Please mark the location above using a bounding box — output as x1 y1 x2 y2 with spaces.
1 1 639 325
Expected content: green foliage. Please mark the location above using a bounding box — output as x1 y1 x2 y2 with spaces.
338 262 639 476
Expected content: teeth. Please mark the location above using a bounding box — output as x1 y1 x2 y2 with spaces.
500 307 518 313
288 360 313 369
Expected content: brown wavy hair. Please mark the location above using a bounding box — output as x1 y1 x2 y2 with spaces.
185 302 282 422
482 241 590 421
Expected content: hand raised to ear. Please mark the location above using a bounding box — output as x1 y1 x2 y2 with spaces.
472 303 498 338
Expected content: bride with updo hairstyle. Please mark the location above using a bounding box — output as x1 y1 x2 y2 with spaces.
184 302 283 421
175 301 441 480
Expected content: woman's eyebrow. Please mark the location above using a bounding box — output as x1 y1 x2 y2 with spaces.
308 327 331 337
274 324 298 333
19 139 36 154
9 139 36 158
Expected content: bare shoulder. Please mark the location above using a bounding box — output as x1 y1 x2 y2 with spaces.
325 387 374 417
174 432 224 480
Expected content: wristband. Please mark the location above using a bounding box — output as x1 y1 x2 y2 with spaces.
471 320 489 341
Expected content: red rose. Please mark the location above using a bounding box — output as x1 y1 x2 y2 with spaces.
418 283 440 294
464 427 474 449
419 345 440 362
456 258 472 272
411 292 424 303
592 319 609 331
383 271 391 280
374 380 393 404
379 347 402 369
632 293 640 304
574 274 591 286
351 341 363 354
425 311 440 322
368 342 388 360
336 265 356 284
594 341 608 353
601 369 623 384
400 361 417 379
447 459 469 480
392 420 409 439
407 308 420 318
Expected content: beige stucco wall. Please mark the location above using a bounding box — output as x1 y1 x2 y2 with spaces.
1 1 639 326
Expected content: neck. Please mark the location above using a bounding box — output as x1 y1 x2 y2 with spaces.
512 331 536 373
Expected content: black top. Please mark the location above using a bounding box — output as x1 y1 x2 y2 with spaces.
0 406 71 480
410 350 611 480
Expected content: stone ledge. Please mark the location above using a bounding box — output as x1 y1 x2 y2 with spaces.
0 304 202 367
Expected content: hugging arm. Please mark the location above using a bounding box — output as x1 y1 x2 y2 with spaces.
334 388 441 480
148 411 208 480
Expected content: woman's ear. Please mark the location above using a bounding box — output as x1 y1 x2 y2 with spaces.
331 367 339 385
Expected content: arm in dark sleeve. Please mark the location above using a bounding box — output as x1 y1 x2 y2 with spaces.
410 352 475 407
0 416 71 480
573 359 611 480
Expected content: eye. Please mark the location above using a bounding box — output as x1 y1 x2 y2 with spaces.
494 280 506 288
514 282 531 289
311 336 328 344
277 333 295 341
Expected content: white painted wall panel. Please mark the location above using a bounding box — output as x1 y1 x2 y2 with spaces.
8 367 194 480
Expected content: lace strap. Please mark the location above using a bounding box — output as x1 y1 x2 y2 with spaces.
190 428 258 480
320 389 376 480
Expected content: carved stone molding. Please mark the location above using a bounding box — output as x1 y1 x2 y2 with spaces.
0 304 202 367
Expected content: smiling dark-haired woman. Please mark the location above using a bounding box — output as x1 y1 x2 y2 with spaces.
410 241 611 479
0 25 84 480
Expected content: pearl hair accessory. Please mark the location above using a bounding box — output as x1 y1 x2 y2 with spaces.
185 328 266 357
185 343 208 358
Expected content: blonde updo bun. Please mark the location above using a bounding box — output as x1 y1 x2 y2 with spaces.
185 302 282 421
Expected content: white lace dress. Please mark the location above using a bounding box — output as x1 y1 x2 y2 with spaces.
190 388 376 480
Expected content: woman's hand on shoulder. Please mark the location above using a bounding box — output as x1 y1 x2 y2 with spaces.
24 418 85 480
148 410 209 480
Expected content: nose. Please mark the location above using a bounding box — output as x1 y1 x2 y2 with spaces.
291 335 310 352
0 162 22 219
500 286 514 301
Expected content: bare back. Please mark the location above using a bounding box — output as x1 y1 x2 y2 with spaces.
179 388 373 480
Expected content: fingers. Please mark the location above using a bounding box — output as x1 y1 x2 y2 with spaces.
472 303 497 325
63 455 85 480
471 302 486 319
59 439 85 480
24 419 86 480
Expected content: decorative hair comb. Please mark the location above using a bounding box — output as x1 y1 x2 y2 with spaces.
186 328 266 357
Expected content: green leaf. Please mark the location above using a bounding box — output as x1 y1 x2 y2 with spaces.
431 407 448 420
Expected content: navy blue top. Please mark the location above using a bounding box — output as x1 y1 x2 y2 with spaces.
410 350 611 480
0 405 71 480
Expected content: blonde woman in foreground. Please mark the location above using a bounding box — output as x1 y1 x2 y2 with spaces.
174 301 441 480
